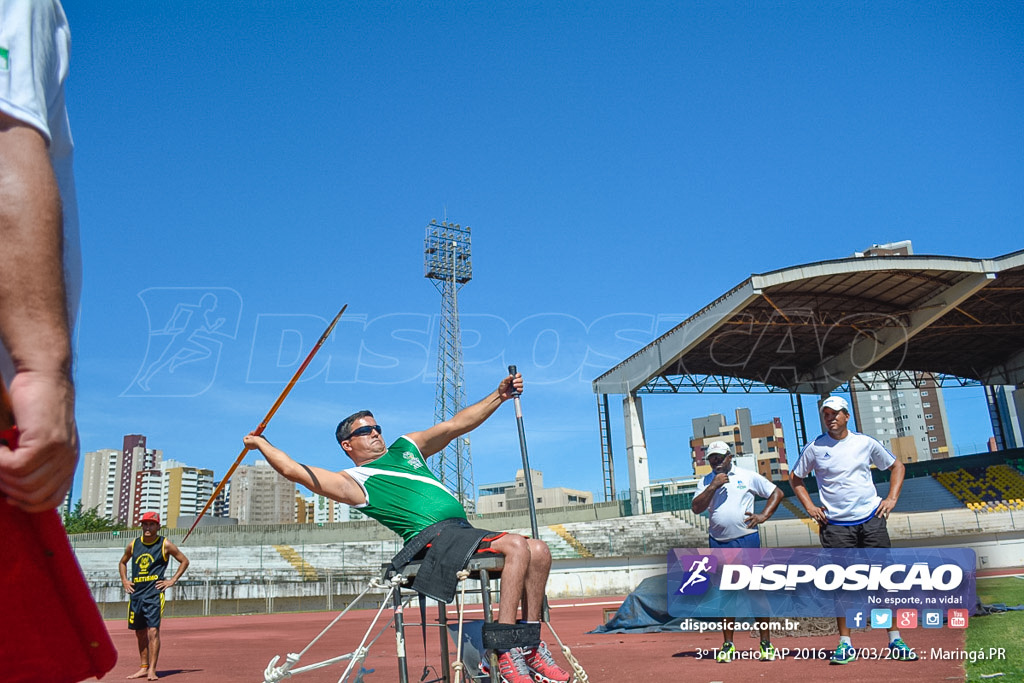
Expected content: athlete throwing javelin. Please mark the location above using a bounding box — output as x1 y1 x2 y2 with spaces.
243 371 572 683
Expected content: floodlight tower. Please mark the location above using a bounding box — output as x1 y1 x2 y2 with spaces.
424 220 474 508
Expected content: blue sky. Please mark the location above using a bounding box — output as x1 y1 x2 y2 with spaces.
61 1 1023 503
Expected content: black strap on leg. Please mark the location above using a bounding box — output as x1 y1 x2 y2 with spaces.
481 622 541 650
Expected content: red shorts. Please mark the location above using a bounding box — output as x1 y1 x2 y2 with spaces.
424 530 508 555
475 531 507 554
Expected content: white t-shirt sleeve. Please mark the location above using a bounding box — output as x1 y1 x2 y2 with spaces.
694 473 710 498
868 438 897 470
748 470 779 499
0 0 71 141
791 443 815 478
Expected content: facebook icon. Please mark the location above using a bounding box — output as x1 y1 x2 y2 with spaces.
845 609 866 628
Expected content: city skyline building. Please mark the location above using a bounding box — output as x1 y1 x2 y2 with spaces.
116 434 161 525
228 459 297 525
304 493 351 524
133 466 163 526
477 469 594 515
81 437 220 528
81 448 119 518
213 480 230 519
161 463 215 528
690 408 788 482
849 372 953 462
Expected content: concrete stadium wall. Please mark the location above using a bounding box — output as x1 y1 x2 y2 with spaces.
69 501 628 549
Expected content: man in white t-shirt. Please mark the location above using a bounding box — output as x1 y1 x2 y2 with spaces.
791 395 917 665
691 440 783 663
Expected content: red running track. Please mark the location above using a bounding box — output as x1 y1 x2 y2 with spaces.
88 597 970 682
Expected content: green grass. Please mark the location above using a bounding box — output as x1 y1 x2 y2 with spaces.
964 576 1024 682
975 576 1024 607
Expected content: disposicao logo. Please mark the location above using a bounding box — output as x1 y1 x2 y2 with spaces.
718 561 963 591
667 548 976 619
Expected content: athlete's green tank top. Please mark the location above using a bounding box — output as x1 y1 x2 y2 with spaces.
345 436 466 542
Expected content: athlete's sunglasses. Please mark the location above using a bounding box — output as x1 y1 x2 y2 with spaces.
346 424 382 439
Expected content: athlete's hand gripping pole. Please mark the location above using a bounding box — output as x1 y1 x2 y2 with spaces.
182 304 348 543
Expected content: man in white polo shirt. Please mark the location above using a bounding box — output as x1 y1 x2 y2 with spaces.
791 395 917 665
692 440 783 663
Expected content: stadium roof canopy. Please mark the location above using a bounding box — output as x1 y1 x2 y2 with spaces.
593 249 1024 396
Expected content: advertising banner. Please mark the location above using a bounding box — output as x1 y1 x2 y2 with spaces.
668 547 977 620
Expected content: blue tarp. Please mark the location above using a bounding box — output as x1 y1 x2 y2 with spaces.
589 574 684 633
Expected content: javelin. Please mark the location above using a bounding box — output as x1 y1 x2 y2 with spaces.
182 304 347 544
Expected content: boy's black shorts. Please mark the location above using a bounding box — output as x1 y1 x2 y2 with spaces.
128 592 164 630
819 515 891 548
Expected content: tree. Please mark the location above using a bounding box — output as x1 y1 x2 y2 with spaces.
63 501 127 535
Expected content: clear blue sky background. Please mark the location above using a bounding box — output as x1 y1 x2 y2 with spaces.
61 1 1023 504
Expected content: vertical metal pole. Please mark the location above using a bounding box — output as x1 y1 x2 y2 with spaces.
985 385 1007 450
790 391 808 449
437 598 451 683
394 586 409 683
598 393 616 502
507 365 549 622
508 365 539 541
479 568 500 683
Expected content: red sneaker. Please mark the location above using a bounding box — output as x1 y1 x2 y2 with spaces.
497 648 535 683
523 642 571 683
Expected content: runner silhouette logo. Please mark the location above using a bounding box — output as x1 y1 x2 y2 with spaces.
677 554 718 595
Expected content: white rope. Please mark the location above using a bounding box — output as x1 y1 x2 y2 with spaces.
451 569 471 683
544 617 589 683
262 576 400 683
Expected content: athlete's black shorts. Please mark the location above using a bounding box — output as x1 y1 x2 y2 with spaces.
819 515 891 548
128 592 164 630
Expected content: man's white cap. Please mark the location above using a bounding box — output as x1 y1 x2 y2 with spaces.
821 396 850 413
706 441 731 457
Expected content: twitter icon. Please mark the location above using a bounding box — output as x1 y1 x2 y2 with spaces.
870 609 892 629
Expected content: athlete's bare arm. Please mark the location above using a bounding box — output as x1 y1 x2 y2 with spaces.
407 372 522 457
118 543 135 593
243 434 367 505
876 458 906 517
157 540 190 591
790 474 827 525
